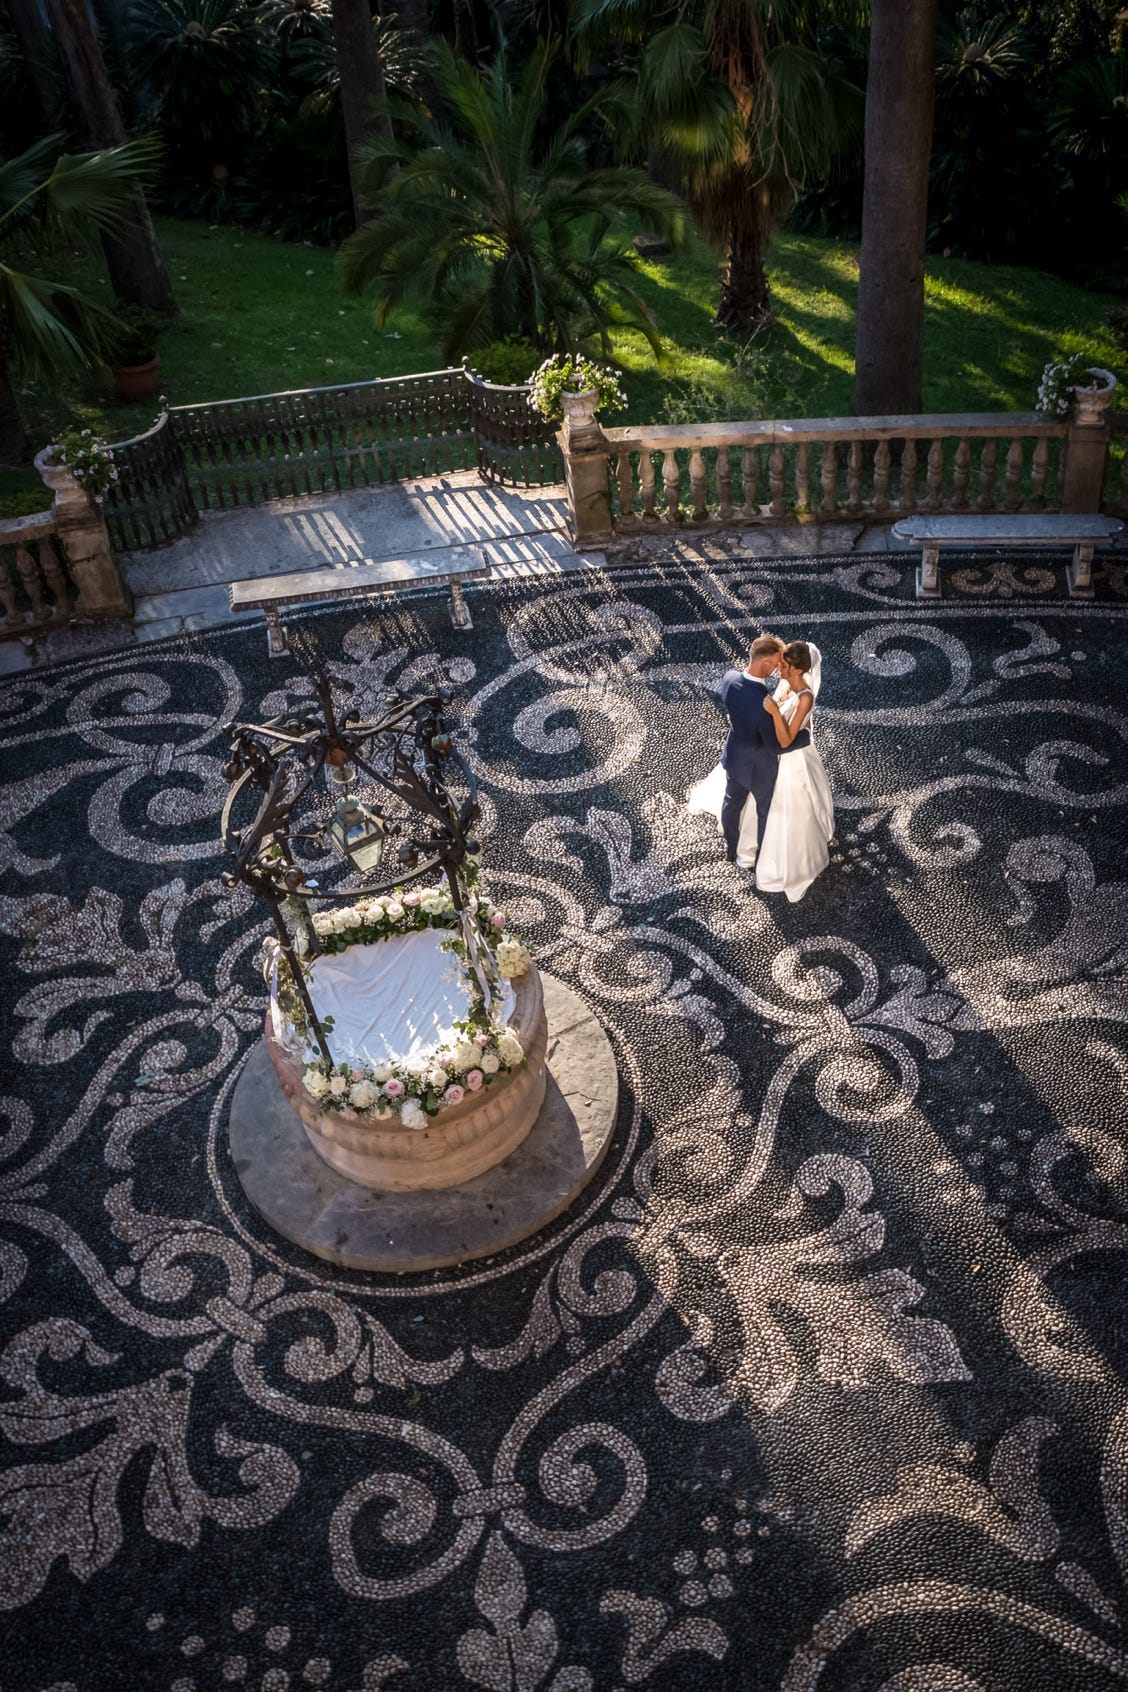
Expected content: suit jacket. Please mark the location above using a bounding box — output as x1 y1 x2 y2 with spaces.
720 670 810 787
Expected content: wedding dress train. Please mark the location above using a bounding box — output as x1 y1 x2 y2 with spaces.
686 650 834 902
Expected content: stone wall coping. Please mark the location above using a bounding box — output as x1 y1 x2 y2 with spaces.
603 412 1069 450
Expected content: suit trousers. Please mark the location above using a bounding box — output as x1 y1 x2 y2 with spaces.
720 766 775 856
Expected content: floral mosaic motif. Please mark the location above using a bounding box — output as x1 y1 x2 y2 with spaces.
1 553 1127 1689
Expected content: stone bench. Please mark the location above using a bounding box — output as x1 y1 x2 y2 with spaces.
891 513 1124 600
229 548 489 654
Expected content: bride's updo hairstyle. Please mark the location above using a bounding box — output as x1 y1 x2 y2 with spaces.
782 640 812 674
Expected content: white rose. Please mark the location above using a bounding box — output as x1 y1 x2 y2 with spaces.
312 912 331 934
328 1074 348 1098
497 1033 524 1066
372 1062 393 1084
385 900 404 922
349 1080 376 1109
303 1067 330 1098
330 910 350 933
427 1066 449 1090
480 1051 500 1075
365 899 386 921
400 1100 427 1130
451 1040 478 1072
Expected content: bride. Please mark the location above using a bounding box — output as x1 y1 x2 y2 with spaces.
687 639 834 902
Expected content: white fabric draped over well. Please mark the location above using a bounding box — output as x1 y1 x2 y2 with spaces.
272 928 513 1064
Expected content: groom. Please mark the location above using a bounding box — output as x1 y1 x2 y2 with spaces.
719 634 808 863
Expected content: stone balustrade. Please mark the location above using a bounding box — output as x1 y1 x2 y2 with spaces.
0 510 74 634
559 386 1121 546
0 456 132 640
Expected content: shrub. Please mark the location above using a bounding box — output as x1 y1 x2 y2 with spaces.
467 339 541 386
110 305 165 364
528 355 627 424
48 429 119 500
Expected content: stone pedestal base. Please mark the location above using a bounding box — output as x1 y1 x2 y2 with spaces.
228 975 618 1271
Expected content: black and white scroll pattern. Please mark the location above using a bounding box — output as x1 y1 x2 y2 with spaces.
1 550 1127 1691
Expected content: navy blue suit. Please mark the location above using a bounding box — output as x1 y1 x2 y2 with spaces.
719 670 810 856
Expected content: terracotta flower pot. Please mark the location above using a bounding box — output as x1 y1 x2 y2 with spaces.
113 355 161 403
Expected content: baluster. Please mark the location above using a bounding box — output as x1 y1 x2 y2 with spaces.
716 448 734 520
769 444 785 518
0 556 21 627
792 441 811 515
1004 438 1024 511
898 439 918 512
873 440 890 515
1030 436 1049 508
741 446 759 516
639 450 657 520
615 453 635 526
14 544 48 621
689 448 708 521
846 440 863 514
976 438 998 510
36 539 70 614
926 439 944 509
951 437 971 509
1052 436 1067 508
820 441 837 514
662 449 680 525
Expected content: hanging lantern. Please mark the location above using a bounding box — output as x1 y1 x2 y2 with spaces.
330 793 389 875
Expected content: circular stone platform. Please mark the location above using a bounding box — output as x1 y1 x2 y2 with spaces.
228 974 618 1271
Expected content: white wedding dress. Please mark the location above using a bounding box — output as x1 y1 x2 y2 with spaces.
687 647 834 902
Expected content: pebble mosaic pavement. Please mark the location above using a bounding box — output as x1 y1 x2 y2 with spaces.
1 546 1127 1692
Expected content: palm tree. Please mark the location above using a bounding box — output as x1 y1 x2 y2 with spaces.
329 0 393 226
572 0 862 330
44 0 176 312
852 0 939 416
0 134 158 465
338 41 685 360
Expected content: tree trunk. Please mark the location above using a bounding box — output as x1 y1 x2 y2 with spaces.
715 218 773 332
43 0 177 313
853 0 940 416
6 0 65 129
0 356 30 468
330 0 393 227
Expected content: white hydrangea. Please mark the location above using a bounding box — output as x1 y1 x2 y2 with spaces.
496 937 531 980
404 1053 430 1078
303 1067 330 1098
400 1100 428 1130
427 1066 449 1090
349 1080 376 1109
451 1040 478 1072
372 1062 393 1084
497 1032 524 1067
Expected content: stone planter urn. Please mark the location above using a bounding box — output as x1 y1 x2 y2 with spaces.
559 387 600 432
33 447 86 502
1071 367 1117 427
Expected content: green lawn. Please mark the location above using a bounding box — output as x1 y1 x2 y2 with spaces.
3 215 1121 514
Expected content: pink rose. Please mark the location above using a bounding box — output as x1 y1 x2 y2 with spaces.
383 1077 405 1098
475 1032 491 1048
403 891 420 907
491 912 506 930
443 1084 465 1107
466 1069 483 1091
350 1067 364 1082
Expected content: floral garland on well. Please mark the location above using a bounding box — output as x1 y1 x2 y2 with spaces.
261 884 534 1130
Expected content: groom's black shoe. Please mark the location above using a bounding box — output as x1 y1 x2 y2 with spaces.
725 847 737 863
